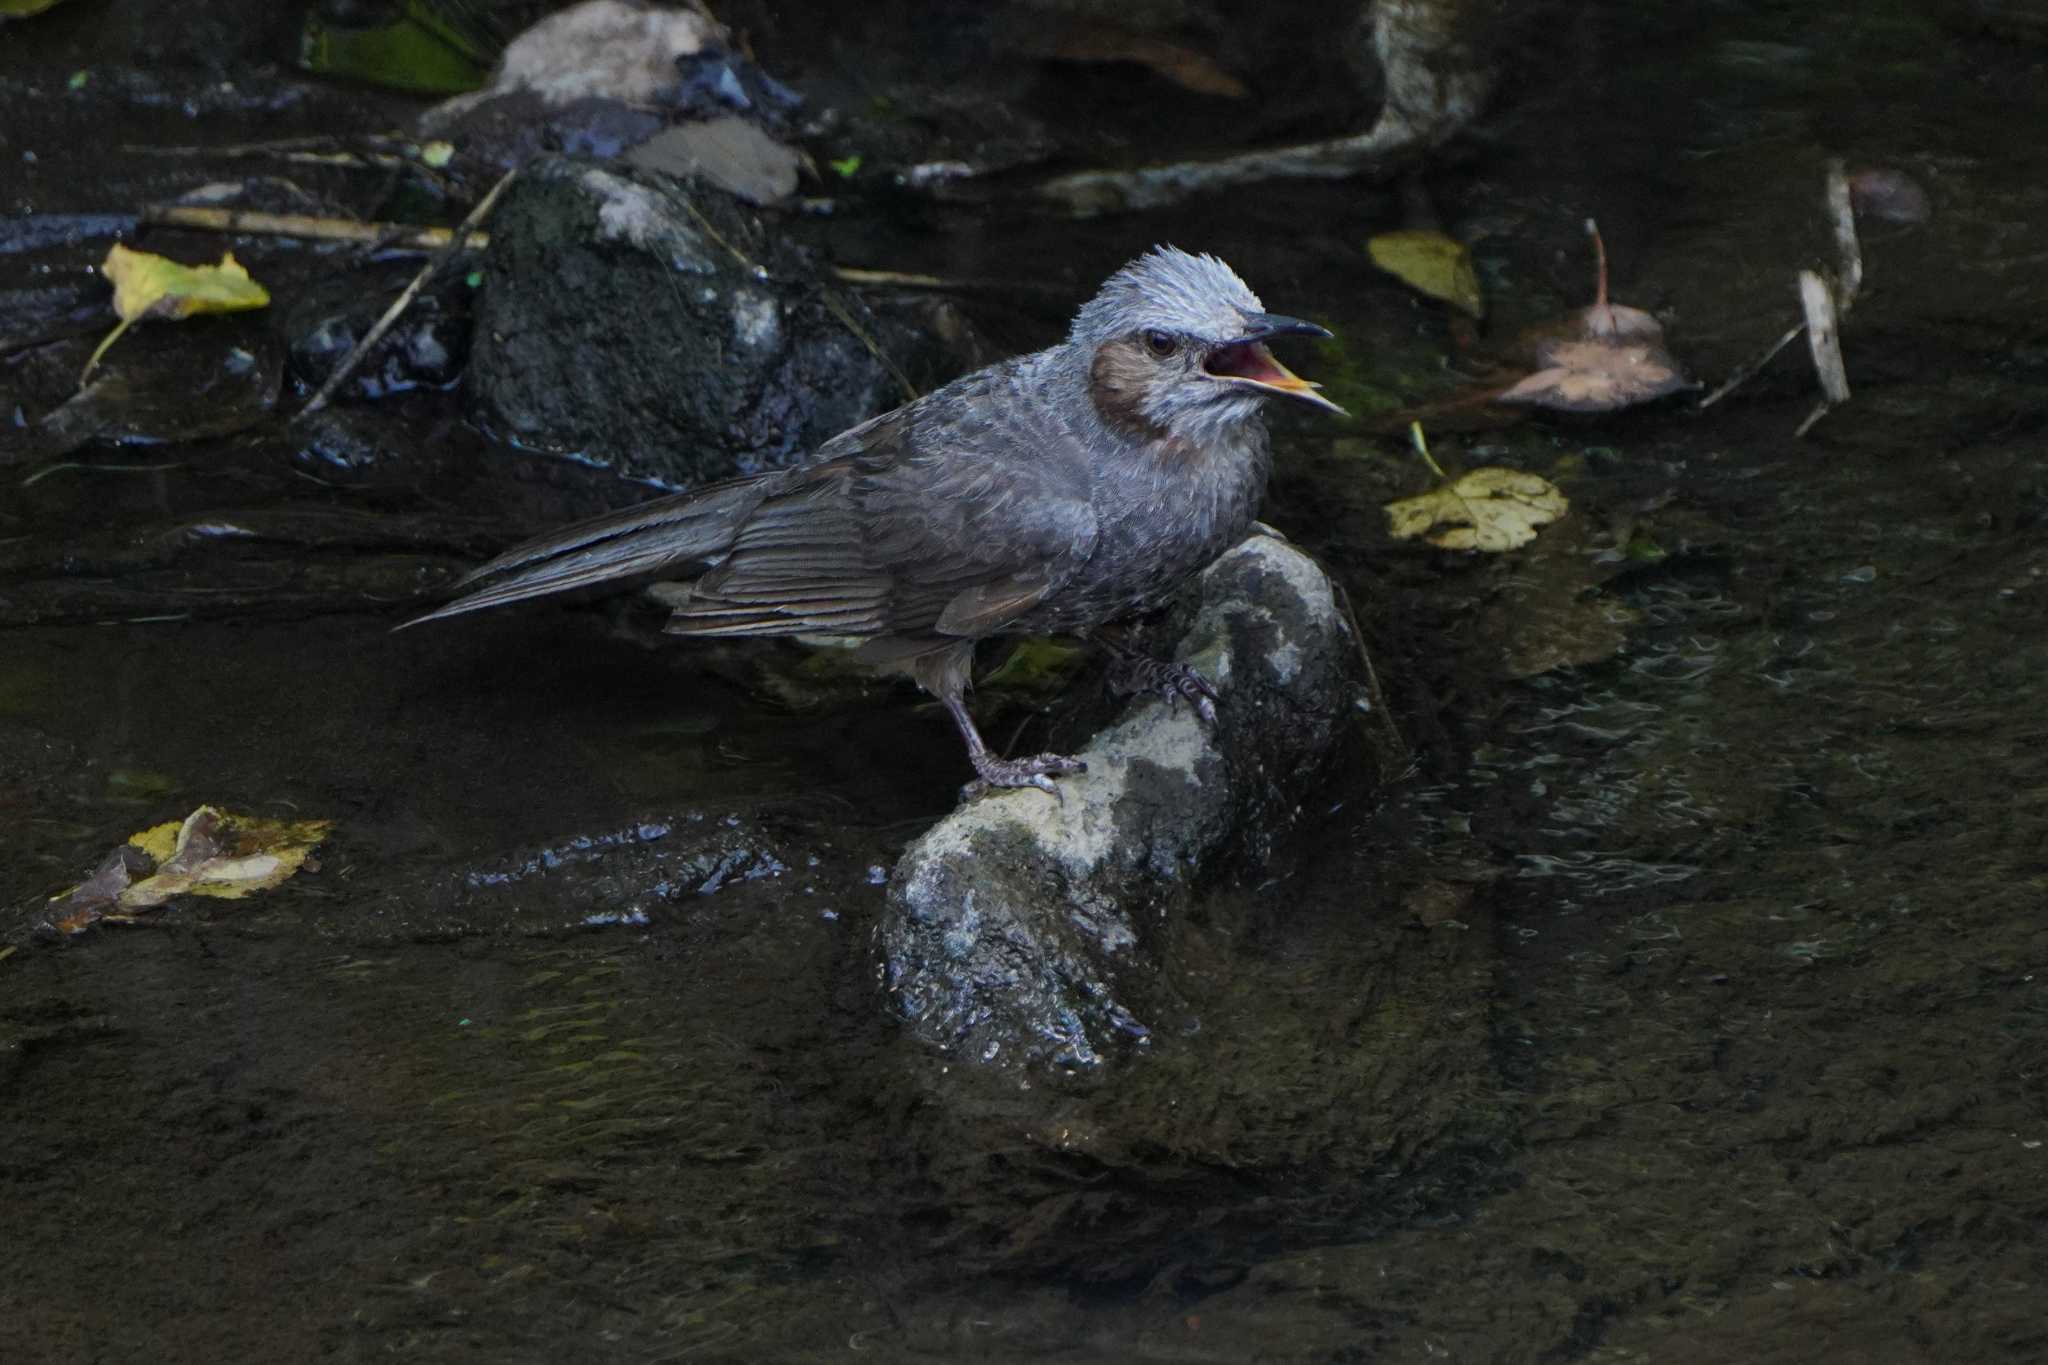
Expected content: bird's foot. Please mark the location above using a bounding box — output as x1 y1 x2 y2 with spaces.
1109 656 1220 726
962 751 1088 801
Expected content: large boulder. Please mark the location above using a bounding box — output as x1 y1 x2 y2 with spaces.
467 156 962 486
880 532 1375 1073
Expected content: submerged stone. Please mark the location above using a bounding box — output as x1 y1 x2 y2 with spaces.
880 533 1373 1073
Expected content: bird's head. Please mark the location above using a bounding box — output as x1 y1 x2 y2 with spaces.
1070 245 1345 443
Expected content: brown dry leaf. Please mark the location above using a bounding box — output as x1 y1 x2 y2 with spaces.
48 806 334 935
1495 220 1689 412
1386 467 1569 552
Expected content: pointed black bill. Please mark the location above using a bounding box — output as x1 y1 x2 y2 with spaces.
1234 311 1335 343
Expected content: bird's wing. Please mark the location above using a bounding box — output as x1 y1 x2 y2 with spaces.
668 366 1099 641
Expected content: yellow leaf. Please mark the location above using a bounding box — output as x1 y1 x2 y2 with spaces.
0 0 70 17
103 243 270 323
85 244 271 379
118 806 333 909
1385 467 1568 553
1368 230 1484 320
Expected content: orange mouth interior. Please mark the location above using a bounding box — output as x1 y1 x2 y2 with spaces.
1204 341 1310 390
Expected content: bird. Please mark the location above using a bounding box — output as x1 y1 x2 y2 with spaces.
404 246 1344 795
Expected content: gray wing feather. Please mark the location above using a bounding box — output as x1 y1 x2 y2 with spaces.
408 358 1099 642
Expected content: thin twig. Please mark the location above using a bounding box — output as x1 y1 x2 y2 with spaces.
142 205 488 253
121 133 414 158
299 168 517 419
828 266 1068 297
1697 322 1802 409
1327 575 1410 775
817 286 919 404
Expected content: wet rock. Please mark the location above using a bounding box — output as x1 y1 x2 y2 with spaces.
421 1 723 132
667 41 805 126
415 1 808 193
287 404 471 487
880 533 1370 1073
11 328 281 464
626 117 803 206
466 155 966 485
286 277 470 401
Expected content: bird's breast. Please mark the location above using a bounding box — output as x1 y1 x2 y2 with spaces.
1032 425 1271 630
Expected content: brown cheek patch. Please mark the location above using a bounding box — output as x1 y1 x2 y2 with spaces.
1089 339 1168 439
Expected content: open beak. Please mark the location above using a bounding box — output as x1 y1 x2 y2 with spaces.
1204 312 1347 417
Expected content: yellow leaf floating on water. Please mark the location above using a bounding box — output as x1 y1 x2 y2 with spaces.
48 806 334 935
84 243 272 380
0 0 72 18
1367 229 1484 319
1385 467 1569 553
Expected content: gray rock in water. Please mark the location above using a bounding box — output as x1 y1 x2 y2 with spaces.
627 118 802 206
467 156 963 486
880 533 1371 1073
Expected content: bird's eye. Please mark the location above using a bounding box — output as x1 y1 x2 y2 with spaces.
1143 330 1177 357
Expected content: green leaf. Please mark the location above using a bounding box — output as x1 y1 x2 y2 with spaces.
298 1 489 95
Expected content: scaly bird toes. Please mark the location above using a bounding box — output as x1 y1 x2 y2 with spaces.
1111 656 1220 726
963 752 1088 802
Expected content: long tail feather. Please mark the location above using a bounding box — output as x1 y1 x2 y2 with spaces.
398 479 771 629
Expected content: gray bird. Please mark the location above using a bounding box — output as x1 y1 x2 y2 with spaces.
406 246 1344 794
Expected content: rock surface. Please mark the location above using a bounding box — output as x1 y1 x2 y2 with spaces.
467 156 964 486
880 532 1373 1072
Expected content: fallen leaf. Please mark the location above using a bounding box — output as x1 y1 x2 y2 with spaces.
1368 229 1484 319
1495 336 1685 412
86 245 271 379
1494 220 1689 412
47 844 151 936
296 2 489 95
1386 467 1569 552
0 0 70 17
47 805 333 935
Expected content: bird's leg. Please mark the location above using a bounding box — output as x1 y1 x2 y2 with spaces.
939 690 1086 800
912 640 1085 798
1098 627 1220 726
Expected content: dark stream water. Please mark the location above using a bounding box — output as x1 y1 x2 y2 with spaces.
4 3 2046 1362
